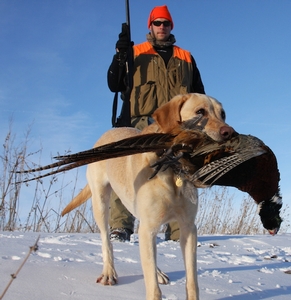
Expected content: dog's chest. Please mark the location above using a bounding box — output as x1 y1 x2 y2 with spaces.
175 176 198 205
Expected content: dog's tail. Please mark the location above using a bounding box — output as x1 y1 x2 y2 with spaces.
61 184 92 216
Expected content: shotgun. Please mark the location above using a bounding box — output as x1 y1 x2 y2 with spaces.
112 0 133 127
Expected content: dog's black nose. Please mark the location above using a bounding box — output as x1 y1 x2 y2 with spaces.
220 126 235 140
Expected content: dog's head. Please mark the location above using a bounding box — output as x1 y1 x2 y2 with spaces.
152 93 236 142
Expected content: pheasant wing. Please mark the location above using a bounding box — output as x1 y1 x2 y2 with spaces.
191 144 266 186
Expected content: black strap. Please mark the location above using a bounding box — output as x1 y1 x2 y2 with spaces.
111 92 119 127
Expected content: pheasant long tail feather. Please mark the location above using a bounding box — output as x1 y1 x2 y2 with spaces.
16 115 209 183
54 133 172 162
18 158 104 183
17 116 209 183
17 133 176 183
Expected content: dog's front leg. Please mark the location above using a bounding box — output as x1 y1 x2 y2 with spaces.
139 223 162 300
179 222 199 300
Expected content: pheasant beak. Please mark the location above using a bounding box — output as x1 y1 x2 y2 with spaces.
268 228 279 236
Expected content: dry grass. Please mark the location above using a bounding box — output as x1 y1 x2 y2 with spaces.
197 187 265 235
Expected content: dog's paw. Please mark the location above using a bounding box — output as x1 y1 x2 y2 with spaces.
96 273 118 285
157 267 170 285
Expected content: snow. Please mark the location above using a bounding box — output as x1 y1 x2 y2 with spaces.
1 232 291 299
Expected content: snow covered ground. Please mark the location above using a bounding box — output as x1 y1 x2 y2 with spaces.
1 232 290 300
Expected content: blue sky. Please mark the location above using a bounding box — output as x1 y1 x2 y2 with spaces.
1 1 290 223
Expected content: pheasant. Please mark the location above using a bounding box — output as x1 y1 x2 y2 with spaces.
18 116 282 234
151 119 282 235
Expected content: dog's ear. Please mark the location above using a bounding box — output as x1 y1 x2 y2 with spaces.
152 94 191 132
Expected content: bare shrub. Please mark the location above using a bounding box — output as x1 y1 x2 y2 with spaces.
197 187 289 235
0 122 30 230
21 168 98 233
0 121 96 233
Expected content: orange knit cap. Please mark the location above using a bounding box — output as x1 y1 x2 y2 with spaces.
147 5 174 29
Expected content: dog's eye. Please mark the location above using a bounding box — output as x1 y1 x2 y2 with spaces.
221 110 226 120
196 109 205 116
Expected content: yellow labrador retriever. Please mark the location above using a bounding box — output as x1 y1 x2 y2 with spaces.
62 93 235 300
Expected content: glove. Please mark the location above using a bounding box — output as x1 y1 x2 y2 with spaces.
116 23 130 51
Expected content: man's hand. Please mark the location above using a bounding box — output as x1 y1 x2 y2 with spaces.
116 23 130 51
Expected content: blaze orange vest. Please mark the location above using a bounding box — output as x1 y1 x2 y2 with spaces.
130 41 194 117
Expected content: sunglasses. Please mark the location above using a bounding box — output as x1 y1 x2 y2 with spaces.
152 20 171 27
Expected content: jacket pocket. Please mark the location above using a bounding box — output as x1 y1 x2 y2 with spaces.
133 82 157 116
